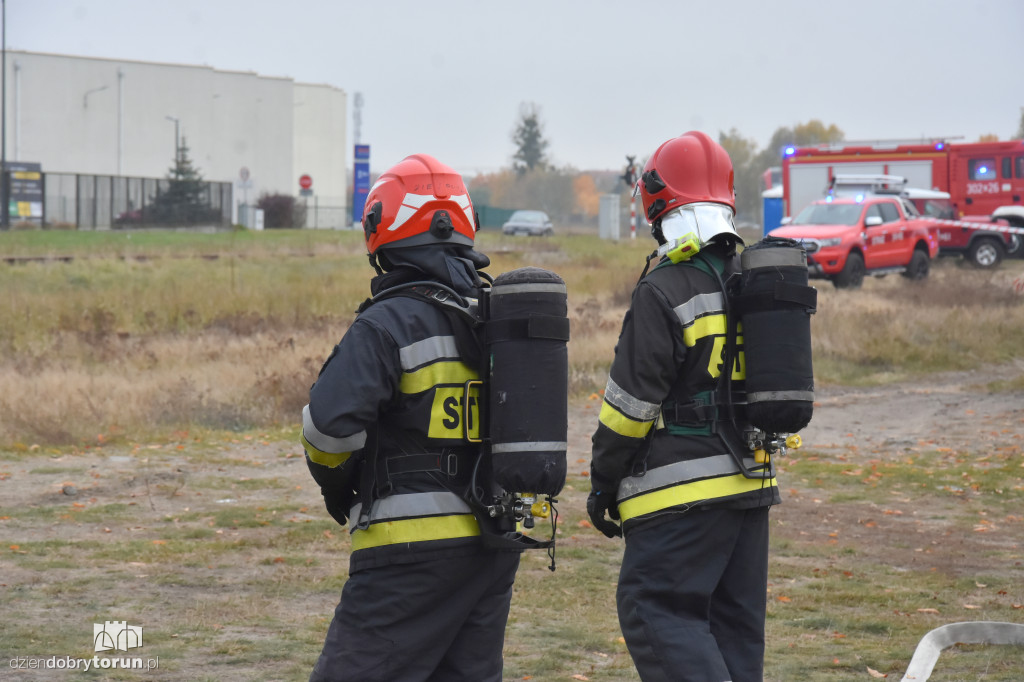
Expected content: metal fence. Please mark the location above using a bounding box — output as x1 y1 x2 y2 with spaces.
297 195 350 230
42 173 232 230
237 196 352 230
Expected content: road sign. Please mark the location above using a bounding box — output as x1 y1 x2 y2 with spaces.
299 174 313 190
239 166 250 182
353 145 371 222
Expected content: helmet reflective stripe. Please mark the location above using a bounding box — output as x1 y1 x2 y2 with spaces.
389 192 475 234
389 192 437 232
452 194 475 234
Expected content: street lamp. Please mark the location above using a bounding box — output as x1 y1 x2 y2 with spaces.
82 85 108 109
165 115 179 164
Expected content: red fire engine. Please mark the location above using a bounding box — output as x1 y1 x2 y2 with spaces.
781 139 1024 259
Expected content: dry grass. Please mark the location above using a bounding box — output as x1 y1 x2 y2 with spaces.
1 229 1023 680
1 229 1022 449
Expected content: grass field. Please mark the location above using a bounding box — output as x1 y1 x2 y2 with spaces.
1 228 1023 680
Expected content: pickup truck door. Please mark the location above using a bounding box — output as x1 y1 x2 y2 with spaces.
861 203 893 268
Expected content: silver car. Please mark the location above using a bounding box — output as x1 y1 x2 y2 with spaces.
501 210 553 236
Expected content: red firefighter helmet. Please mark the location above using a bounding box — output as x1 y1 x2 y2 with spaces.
638 131 739 249
362 154 477 255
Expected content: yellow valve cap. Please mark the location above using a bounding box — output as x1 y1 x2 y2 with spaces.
531 500 551 519
753 449 768 464
786 434 803 449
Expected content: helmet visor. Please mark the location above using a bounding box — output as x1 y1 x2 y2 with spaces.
659 202 739 246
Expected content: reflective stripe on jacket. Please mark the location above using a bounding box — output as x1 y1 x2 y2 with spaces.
303 292 484 570
590 247 779 530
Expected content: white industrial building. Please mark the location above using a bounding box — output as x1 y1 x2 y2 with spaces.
2 50 348 226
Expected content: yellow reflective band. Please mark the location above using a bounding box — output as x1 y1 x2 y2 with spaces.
351 514 481 551
399 361 478 395
301 434 351 468
599 401 654 439
683 313 726 347
618 473 778 521
428 385 481 439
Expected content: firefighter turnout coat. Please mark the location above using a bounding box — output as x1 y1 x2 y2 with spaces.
302 289 487 573
590 248 780 529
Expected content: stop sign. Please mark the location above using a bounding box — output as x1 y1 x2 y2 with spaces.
299 174 313 190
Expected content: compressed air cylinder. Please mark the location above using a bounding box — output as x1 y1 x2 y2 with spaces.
486 267 569 496
736 237 817 434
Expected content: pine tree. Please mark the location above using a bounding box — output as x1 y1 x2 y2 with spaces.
511 102 550 175
149 138 215 225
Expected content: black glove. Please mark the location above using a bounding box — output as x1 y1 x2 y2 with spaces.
305 453 358 527
320 485 356 526
587 490 622 538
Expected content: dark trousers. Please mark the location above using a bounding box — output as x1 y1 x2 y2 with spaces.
617 506 770 682
309 550 520 682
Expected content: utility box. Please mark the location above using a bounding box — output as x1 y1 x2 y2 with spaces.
599 193 620 240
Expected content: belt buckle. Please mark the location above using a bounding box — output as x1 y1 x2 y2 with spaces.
444 452 459 476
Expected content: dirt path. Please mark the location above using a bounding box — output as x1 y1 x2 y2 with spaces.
799 363 1024 456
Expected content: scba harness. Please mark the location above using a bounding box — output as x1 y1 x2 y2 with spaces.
653 236 817 478
359 267 570 567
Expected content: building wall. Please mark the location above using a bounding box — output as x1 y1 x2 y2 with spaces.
3 50 347 220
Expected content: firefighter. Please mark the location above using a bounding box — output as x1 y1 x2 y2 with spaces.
303 154 520 682
588 131 781 682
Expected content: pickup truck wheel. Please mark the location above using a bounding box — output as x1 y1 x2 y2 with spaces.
1008 235 1022 257
967 237 1003 269
902 249 930 280
833 252 865 289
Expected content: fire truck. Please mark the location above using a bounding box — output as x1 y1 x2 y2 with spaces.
781 139 1024 260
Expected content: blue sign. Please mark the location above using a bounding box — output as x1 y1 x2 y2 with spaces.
353 144 371 222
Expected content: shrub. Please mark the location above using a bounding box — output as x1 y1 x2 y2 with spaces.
258 193 307 229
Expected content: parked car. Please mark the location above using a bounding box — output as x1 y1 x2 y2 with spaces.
502 210 553 236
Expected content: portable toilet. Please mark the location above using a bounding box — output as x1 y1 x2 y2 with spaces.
762 185 783 236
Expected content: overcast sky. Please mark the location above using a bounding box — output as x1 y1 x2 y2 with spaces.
12 0 1024 176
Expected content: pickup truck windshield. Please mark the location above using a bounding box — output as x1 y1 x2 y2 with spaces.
792 203 863 226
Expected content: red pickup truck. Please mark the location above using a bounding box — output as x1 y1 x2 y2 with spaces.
769 194 939 289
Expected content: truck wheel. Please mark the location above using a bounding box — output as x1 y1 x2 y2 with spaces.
967 237 1004 269
833 252 865 289
902 248 930 280
1006 235 1022 258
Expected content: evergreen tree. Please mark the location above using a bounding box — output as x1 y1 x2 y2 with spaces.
511 102 550 175
1015 107 1024 140
148 138 216 225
